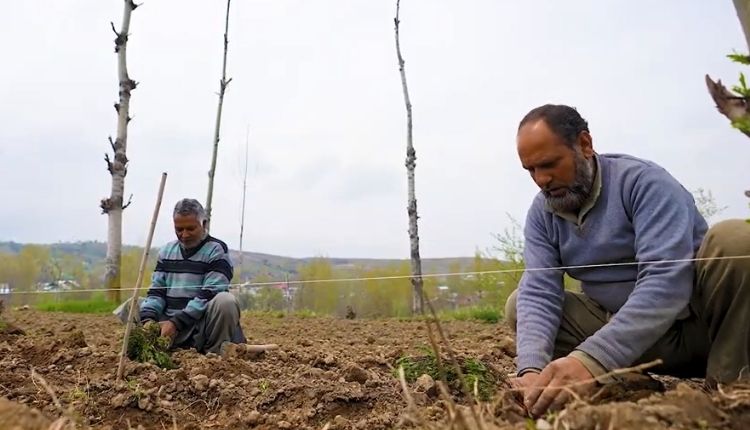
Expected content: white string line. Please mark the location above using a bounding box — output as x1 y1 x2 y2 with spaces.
6 254 749 296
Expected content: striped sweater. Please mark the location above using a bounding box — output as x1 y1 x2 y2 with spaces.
139 236 234 331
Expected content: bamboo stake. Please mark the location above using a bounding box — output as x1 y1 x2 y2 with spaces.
116 172 168 380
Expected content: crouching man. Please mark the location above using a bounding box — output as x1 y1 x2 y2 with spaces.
116 198 246 354
505 104 750 417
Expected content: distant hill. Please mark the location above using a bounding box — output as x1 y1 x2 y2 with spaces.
0 241 482 282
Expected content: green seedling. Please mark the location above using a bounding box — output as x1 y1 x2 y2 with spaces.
126 322 175 369
394 345 499 401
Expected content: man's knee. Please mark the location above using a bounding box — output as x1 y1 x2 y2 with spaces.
504 289 519 332
209 292 240 316
702 219 750 256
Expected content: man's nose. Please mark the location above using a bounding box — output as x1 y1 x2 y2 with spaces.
534 172 552 189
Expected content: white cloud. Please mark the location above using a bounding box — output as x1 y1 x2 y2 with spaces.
1 0 748 258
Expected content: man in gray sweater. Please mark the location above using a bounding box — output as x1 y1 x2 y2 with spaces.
505 104 750 417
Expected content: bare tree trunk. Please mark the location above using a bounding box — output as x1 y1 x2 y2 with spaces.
734 0 750 52
238 125 250 282
394 0 424 315
205 0 233 233
101 0 138 304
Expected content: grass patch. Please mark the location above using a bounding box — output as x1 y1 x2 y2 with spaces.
294 309 319 318
440 306 502 324
127 323 175 369
0 320 6 330
36 296 117 314
394 345 499 400
245 310 286 319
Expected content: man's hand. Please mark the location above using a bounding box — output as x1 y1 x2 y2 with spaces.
159 320 177 339
519 357 595 417
510 370 541 391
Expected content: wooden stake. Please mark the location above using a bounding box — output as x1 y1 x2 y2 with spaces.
116 172 168 380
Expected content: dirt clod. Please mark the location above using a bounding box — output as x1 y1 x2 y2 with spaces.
245 410 262 425
190 374 209 391
64 330 88 348
415 373 437 396
0 398 53 430
343 363 369 384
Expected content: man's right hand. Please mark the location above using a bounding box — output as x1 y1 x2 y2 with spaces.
158 320 177 339
509 371 541 414
510 371 541 390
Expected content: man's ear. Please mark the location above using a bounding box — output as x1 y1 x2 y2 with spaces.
578 131 594 158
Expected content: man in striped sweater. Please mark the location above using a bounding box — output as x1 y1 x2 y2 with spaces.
127 198 245 354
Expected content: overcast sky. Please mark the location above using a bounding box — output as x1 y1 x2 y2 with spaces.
1 1 748 259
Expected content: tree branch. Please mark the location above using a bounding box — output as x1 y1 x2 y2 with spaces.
100 198 113 214
122 194 133 210
111 22 127 53
705 74 750 138
104 153 114 174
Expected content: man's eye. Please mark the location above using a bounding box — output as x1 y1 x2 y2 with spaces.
539 161 556 169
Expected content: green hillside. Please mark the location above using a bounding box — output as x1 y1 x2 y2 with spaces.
0 241 483 283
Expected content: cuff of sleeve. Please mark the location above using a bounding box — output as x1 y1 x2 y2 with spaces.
569 349 614 384
517 367 542 377
170 312 197 332
140 310 158 323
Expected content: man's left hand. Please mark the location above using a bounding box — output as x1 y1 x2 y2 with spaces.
523 356 595 417
159 320 177 339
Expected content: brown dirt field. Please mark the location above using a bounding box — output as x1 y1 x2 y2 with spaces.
0 310 749 430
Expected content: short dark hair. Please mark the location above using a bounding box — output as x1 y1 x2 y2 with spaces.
518 104 589 147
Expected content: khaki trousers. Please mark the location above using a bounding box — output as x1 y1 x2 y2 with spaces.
505 219 750 384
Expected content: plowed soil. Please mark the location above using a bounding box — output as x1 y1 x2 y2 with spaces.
1 310 749 429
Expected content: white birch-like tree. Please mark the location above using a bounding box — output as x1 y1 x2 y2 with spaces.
205 0 233 232
394 0 424 315
101 0 138 303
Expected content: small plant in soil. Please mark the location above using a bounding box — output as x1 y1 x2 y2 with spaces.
395 345 499 400
259 379 270 392
67 387 89 403
126 323 175 369
127 379 146 400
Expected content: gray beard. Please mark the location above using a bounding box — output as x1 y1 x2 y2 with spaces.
544 152 595 213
